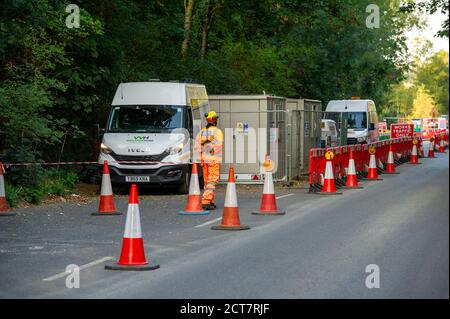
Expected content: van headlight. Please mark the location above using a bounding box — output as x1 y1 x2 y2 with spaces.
100 143 113 154
167 143 185 155
357 137 366 143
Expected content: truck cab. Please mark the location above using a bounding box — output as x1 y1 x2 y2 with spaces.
325 99 379 144
97 81 209 193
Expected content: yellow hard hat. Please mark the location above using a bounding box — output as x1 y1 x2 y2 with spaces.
205 111 219 119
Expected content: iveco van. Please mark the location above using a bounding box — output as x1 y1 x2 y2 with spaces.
96 81 209 193
325 99 379 144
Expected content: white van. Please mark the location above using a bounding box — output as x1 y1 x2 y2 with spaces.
321 119 339 148
325 99 379 144
96 81 209 193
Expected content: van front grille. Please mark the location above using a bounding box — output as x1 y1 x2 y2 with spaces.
111 150 170 164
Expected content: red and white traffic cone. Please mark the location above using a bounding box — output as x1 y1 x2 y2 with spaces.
409 142 421 164
316 151 343 195
92 161 121 216
428 139 436 158
384 145 400 174
178 163 208 215
0 163 15 216
105 184 159 271
439 137 445 153
366 149 383 181
343 149 363 189
212 167 250 230
252 171 286 215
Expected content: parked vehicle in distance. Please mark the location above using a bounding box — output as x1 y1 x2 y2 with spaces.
321 119 339 148
325 98 379 144
95 81 209 194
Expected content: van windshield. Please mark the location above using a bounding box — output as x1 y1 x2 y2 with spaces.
108 105 184 132
347 112 367 130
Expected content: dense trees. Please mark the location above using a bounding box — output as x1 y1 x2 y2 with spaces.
0 0 446 166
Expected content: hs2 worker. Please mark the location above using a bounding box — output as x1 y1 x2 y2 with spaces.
194 111 224 210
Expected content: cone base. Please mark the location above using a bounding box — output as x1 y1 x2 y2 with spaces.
364 178 383 181
211 225 250 231
178 210 209 215
105 262 160 271
0 212 16 216
252 211 286 215
92 212 122 216
314 191 343 195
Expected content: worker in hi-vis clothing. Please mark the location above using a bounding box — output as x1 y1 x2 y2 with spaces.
194 111 224 210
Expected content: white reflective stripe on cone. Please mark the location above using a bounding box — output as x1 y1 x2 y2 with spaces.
387 151 394 164
0 175 5 197
411 145 417 156
348 159 356 175
369 154 377 168
324 161 334 179
101 173 113 196
188 173 201 195
224 182 238 207
263 172 275 194
123 204 142 238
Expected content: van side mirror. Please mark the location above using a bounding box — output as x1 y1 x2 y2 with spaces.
94 124 105 139
369 123 375 130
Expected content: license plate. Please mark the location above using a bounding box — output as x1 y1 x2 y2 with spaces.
125 176 150 182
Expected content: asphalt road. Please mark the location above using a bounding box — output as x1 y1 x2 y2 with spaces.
0 153 448 299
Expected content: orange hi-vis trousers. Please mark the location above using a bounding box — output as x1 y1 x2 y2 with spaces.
202 163 220 205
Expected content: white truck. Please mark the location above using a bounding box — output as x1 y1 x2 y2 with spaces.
325 99 379 144
96 81 209 193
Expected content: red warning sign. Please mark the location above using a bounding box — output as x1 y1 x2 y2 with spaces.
390 123 414 138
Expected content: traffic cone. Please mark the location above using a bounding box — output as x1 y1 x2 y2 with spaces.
92 161 121 216
428 139 436 158
439 137 445 153
105 184 160 271
0 163 15 216
252 172 286 215
316 151 343 195
384 145 400 174
409 141 421 164
366 148 383 181
212 167 250 230
343 149 363 189
178 163 208 215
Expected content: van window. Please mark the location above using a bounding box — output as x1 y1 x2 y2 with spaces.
108 105 185 133
347 112 367 130
329 122 337 136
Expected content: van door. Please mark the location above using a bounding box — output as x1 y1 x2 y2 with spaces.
368 102 379 142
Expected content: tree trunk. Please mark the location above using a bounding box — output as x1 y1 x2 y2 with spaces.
181 0 195 58
200 0 223 60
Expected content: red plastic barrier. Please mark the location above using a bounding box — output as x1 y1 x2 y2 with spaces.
309 136 422 192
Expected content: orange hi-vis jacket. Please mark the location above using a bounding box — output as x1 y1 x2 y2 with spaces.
195 126 224 164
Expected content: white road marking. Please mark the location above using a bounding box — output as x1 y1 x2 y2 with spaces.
195 217 222 228
43 256 114 281
276 193 294 200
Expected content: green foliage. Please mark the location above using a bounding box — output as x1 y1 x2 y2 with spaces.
5 168 79 206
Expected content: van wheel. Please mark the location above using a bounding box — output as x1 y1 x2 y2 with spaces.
177 171 190 194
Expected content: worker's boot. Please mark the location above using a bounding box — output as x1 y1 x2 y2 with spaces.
202 202 216 210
